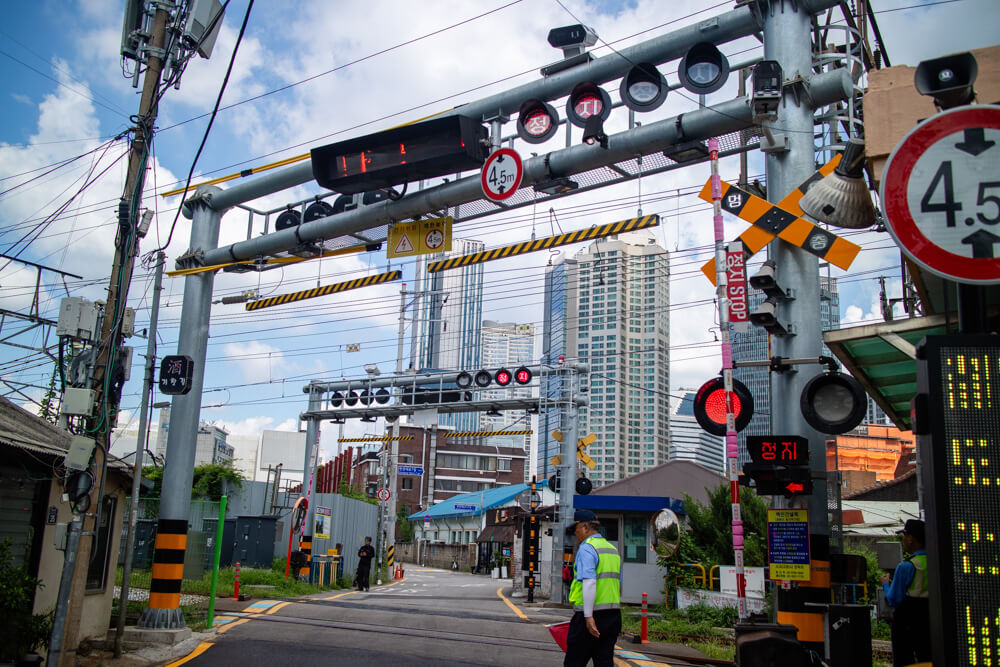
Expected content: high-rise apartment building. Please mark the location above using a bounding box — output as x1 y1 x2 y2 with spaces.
540 234 670 487
410 238 485 433
481 321 536 468
732 274 841 466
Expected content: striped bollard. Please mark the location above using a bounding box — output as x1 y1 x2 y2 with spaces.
641 592 649 644
233 561 241 600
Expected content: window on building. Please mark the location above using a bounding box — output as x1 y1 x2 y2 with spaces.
399 454 414 463
402 477 413 490
498 458 512 472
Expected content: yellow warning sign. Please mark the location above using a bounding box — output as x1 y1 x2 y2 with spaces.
388 216 453 258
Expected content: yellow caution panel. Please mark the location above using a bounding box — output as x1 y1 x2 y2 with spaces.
428 215 659 273
246 270 401 311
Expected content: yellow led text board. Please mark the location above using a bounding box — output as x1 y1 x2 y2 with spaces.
917 336 1000 667
767 509 811 582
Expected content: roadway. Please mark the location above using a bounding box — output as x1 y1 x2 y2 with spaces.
171 567 697 666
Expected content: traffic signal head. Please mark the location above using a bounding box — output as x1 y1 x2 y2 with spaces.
516 99 560 144
515 366 533 384
619 63 668 112
749 297 791 337
741 462 812 498
678 42 730 95
565 82 611 129
914 51 978 109
275 208 301 231
693 376 754 437
800 371 867 434
582 114 608 149
495 368 512 386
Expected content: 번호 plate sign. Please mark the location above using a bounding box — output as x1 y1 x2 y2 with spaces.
481 148 522 202
881 105 1000 284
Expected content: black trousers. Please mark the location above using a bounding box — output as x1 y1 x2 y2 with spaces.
891 597 930 667
563 610 621 667
356 564 371 590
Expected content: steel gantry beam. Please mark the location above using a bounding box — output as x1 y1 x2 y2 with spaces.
182 0 847 271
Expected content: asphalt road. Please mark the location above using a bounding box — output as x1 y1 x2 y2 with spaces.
180 567 572 666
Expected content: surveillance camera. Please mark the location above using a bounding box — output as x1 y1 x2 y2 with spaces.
751 60 782 120
547 24 598 51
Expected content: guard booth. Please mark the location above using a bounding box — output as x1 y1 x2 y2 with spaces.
476 506 519 575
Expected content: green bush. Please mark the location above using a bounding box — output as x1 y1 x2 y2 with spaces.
0 539 52 660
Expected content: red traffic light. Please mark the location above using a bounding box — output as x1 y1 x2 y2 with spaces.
516 99 559 144
495 368 512 386
565 82 612 129
693 377 754 437
515 366 533 384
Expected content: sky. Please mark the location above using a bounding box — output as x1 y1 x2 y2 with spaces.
1 0 997 468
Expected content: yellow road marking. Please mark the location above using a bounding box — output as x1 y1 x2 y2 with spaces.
323 590 359 600
496 586 529 620
164 641 214 666
215 617 250 634
264 601 291 615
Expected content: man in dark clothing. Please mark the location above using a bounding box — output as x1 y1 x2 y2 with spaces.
880 519 931 667
356 536 375 591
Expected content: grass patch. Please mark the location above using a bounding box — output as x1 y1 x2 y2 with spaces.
622 603 736 644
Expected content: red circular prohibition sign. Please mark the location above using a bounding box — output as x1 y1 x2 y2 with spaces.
881 105 1000 284
480 148 523 202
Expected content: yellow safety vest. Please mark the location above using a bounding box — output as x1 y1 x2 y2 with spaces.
906 553 928 599
569 535 621 612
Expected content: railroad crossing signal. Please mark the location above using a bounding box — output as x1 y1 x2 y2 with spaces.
699 156 856 284
741 436 812 498
550 430 597 469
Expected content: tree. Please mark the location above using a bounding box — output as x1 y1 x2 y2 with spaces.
680 483 769 567
139 462 244 500
396 503 415 542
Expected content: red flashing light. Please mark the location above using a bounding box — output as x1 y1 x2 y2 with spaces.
693 376 754 437
515 366 533 385
495 368 512 386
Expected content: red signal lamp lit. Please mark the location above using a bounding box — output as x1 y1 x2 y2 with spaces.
516 99 560 144
515 366 533 385
565 82 612 129
693 376 754 437
495 368 512 386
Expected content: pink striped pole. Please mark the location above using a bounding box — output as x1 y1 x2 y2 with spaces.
708 138 747 620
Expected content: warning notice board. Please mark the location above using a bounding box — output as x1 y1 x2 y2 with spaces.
767 509 811 581
388 216 452 258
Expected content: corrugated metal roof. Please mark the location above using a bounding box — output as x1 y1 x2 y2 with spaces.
824 313 952 431
408 481 547 520
840 500 920 537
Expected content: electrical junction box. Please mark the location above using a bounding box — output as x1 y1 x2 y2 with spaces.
53 523 68 551
119 346 133 381
121 307 136 337
61 388 96 416
65 435 97 470
57 297 99 341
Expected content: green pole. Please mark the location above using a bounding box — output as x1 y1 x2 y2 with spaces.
206 495 227 628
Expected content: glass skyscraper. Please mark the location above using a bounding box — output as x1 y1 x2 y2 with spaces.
410 238 485 432
540 234 671 487
481 321 536 467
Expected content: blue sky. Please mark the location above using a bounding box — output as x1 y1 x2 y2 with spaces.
1 0 997 464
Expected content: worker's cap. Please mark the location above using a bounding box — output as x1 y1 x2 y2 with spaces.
364 536 372 542
897 519 925 543
573 509 597 524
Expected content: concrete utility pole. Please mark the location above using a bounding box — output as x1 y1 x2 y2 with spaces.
51 6 169 664
299 387 323 578
137 189 225 629
763 2 831 654
550 364 583 604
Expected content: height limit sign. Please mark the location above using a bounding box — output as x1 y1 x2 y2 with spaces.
882 105 1000 284
481 148 522 202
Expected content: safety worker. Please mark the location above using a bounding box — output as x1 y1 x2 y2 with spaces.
880 519 930 666
565 509 621 667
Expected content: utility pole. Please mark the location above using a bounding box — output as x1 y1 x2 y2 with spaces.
51 6 169 664
763 3 831 655
115 251 164 657
550 363 583 604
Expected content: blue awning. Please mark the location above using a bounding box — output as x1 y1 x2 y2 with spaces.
574 494 685 515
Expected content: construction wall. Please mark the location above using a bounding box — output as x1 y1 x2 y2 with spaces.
394 541 477 571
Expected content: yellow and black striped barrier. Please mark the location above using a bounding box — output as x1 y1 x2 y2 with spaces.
148 518 187 611
444 429 533 437
246 270 401 311
427 215 659 274
386 544 395 569
298 535 312 577
699 155 859 283
338 435 414 443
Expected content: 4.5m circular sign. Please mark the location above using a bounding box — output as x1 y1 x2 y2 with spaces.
881 105 1000 284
